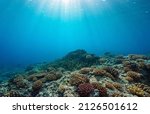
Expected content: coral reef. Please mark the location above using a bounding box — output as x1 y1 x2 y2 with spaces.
92 82 108 97
127 85 145 97
32 80 43 96
77 83 94 97
50 50 99 71
69 73 89 86
126 71 142 82
79 67 93 74
0 49 150 97
5 90 21 97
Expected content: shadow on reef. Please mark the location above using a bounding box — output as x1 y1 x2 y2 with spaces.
0 49 150 97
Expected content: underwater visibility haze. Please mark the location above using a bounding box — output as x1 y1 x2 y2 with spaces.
0 0 150 66
0 0 150 97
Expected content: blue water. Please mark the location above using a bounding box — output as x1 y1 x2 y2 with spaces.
0 0 150 67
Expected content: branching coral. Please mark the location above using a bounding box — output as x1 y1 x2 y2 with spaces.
13 76 28 88
92 67 119 80
123 61 139 72
78 83 94 97
105 82 122 91
105 82 115 90
92 82 108 97
113 82 122 91
126 71 142 82
103 67 119 78
92 68 106 76
135 83 150 95
44 71 62 82
79 67 93 74
69 73 89 86
127 85 145 97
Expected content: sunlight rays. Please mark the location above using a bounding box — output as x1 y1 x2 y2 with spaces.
27 0 108 20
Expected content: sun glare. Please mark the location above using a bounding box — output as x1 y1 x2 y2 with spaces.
27 0 107 19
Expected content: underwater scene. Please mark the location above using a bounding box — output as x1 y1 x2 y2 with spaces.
0 0 150 97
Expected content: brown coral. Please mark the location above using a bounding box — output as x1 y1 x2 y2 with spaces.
69 73 89 86
126 71 142 82
128 54 148 60
45 71 62 81
92 68 118 80
103 67 119 78
92 68 106 76
58 84 66 94
113 82 122 91
123 61 139 72
92 82 108 97
32 80 43 92
138 62 147 69
79 67 93 74
105 82 115 90
135 83 150 95
13 76 28 88
27 73 47 81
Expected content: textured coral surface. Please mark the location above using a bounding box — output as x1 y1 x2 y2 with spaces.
0 50 150 97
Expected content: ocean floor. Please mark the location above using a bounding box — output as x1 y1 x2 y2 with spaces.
0 49 150 97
